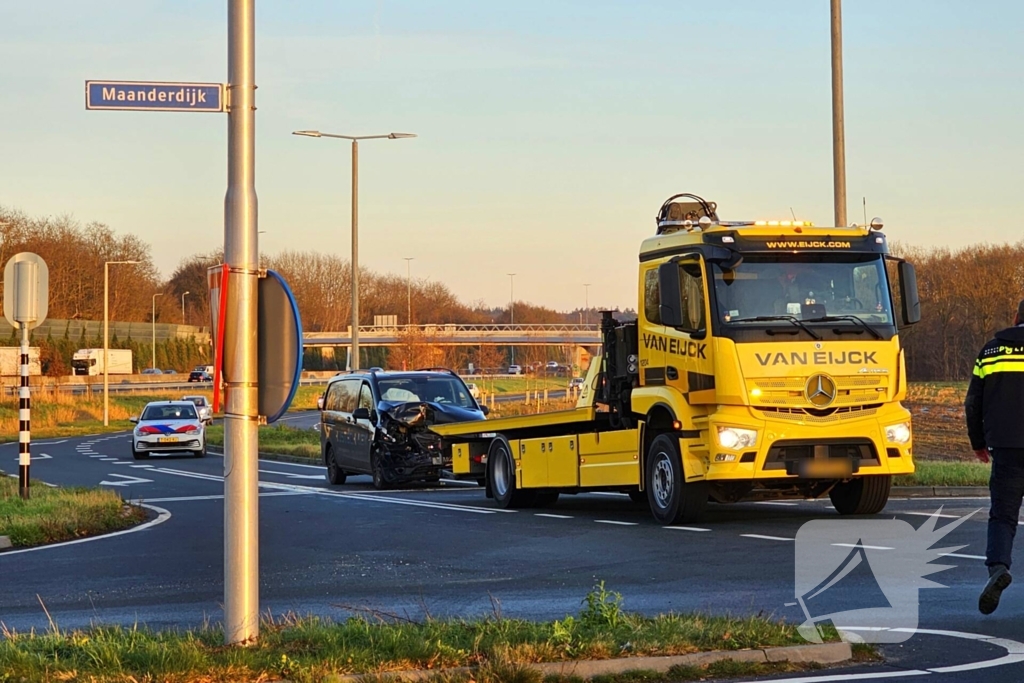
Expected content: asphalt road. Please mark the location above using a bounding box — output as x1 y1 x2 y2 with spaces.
1 432 1022 682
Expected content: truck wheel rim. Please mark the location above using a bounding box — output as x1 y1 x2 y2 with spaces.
652 454 674 509
493 448 511 497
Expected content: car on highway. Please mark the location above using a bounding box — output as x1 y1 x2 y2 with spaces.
141 367 162 375
466 382 481 400
546 361 559 370
507 364 522 375
163 369 178 374
188 370 213 383
182 395 213 423
320 369 487 489
130 400 206 459
568 377 585 391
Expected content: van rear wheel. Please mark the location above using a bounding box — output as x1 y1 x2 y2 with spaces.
325 445 346 485
646 434 707 525
830 475 891 515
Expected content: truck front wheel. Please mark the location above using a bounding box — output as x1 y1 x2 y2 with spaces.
829 475 891 515
646 434 708 525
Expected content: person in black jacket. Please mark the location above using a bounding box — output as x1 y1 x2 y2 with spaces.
965 299 1024 615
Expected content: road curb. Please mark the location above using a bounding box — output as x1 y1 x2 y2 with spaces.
325 642 852 682
891 485 989 498
206 446 317 467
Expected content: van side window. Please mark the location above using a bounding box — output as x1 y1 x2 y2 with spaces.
325 382 345 411
358 383 373 411
339 379 360 413
644 269 661 325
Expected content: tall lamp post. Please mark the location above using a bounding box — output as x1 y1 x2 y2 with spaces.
104 260 140 426
152 292 164 369
293 129 417 370
583 283 591 325
403 257 414 326
830 0 847 227
507 273 516 366
181 290 190 325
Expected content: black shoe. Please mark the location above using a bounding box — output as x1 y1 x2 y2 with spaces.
979 565 1012 615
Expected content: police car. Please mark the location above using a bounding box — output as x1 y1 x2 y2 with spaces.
130 400 207 459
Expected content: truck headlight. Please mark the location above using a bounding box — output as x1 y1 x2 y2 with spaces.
885 422 911 444
716 426 757 450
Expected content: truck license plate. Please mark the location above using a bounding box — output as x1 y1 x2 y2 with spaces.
798 458 854 478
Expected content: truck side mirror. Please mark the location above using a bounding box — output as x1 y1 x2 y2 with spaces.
898 261 921 325
658 262 685 328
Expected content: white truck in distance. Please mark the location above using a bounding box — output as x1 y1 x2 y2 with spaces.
72 348 133 376
0 347 42 376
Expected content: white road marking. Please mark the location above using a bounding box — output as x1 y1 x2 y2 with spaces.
535 513 573 519
139 491 310 503
833 543 895 551
591 492 627 497
741 534 794 541
754 500 799 506
99 473 154 487
130 464 153 469
99 457 119 462
665 526 711 532
0 504 171 556
257 469 325 480
89 455 105 458
111 461 136 466
900 511 963 520
595 520 638 526
940 552 986 560
211 451 324 470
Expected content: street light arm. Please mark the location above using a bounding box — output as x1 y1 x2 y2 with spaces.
293 131 417 141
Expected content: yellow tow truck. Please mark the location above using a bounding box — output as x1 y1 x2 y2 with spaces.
434 194 921 524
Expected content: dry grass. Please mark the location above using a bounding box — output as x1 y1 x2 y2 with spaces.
0 473 148 547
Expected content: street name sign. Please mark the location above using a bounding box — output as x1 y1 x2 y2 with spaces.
86 80 224 112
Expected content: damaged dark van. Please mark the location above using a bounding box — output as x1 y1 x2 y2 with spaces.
319 369 488 489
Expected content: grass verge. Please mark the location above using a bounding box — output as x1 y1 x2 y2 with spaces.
0 473 148 547
894 460 990 487
205 423 320 459
0 584 842 683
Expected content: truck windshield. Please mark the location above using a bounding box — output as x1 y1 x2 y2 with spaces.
72 359 96 368
712 254 894 326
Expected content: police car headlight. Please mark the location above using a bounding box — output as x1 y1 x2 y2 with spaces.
716 426 758 450
885 422 911 444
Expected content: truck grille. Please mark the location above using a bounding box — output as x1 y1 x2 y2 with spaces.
756 404 880 423
751 375 886 408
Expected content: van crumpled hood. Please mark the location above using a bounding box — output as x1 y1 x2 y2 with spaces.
376 401 485 427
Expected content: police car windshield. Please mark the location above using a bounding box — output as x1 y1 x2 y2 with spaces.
712 254 894 326
377 376 476 409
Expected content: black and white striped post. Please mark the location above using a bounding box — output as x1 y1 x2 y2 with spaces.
18 322 30 499
3 251 49 501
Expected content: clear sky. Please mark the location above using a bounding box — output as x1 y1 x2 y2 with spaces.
1 1 1022 313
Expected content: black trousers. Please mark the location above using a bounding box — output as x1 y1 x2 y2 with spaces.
987 448 1024 570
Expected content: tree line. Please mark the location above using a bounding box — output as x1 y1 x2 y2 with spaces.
4 206 1018 381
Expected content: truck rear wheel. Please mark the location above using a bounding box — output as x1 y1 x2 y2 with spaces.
646 434 707 525
488 438 531 509
830 475 891 515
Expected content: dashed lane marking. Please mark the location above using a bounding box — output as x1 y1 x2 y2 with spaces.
940 552 986 561
535 513 573 519
138 491 312 503
665 526 711 532
595 520 639 526
741 534 794 542
833 543 895 551
754 501 799 506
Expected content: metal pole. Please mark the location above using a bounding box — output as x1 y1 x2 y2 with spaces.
182 291 190 325
584 283 590 326
351 139 359 370
103 262 109 427
224 0 259 645
152 292 163 370
830 0 847 228
404 257 413 325
19 323 30 499
508 273 515 366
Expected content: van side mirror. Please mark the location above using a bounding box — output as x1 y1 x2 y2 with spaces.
898 261 921 325
352 407 371 421
480 405 490 416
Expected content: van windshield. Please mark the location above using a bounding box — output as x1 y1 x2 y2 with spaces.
377 376 476 409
